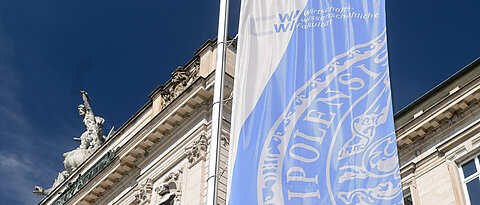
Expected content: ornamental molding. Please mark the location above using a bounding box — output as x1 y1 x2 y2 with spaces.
185 135 208 165
159 60 200 109
398 98 480 162
397 86 480 145
134 102 211 166
134 179 153 205
221 133 230 147
92 166 140 205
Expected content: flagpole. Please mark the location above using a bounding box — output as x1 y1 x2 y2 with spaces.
206 0 229 204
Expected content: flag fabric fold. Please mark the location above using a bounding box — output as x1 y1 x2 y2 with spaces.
228 0 403 204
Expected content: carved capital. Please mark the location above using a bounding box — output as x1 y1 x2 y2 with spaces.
184 135 208 164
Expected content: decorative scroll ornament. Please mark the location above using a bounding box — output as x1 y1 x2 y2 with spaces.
156 168 183 205
184 135 208 164
135 179 154 205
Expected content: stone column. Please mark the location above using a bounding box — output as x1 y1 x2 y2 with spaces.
446 160 467 205
410 178 421 205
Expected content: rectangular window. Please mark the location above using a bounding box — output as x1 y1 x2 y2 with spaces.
403 193 413 205
402 188 414 205
459 155 480 205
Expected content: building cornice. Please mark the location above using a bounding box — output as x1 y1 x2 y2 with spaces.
396 61 480 175
395 57 480 126
396 62 480 150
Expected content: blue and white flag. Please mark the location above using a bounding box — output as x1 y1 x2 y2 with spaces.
228 0 403 204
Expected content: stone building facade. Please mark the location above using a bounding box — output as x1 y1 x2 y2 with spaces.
34 37 480 205
396 58 480 205
36 39 236 205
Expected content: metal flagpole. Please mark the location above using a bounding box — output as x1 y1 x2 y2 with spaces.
206 0 229 204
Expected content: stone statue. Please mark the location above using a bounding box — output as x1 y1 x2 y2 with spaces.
156 182 177 205
62 91 107 173
33 91 113 196
77 91 105 151
156 168 183 205
33 171 70 195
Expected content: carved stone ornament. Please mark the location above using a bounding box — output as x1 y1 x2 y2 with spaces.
184 135 208 164
156 168 183 205
160 62 199 109
134 178 153 205
221 134 230 147
33 171 70 195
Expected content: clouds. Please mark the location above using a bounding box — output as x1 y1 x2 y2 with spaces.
0 87 46 204
0 27 32 150
0 153 45 204
0 153 30 169
0 24 53 205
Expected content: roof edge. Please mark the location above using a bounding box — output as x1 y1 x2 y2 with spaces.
394 57 480 119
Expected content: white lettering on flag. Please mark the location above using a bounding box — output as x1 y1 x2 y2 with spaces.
228 0 403 204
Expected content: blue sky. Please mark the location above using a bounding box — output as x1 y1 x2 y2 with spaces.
0 0 479 204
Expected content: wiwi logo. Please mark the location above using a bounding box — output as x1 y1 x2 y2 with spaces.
274 10 301 33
